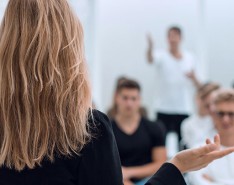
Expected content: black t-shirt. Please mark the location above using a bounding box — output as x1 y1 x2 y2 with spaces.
112 117 166 168
0 110 123 185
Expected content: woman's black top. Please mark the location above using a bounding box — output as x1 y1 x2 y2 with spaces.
0 110 186 185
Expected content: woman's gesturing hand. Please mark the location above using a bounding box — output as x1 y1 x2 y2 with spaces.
169 134 234 173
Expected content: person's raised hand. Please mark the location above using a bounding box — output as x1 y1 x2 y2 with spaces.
169 134 234 173
146 33 154 63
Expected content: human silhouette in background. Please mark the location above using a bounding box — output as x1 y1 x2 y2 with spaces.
181 82 220 149
111 79 167 185
146 26 201 145
188 89 234 185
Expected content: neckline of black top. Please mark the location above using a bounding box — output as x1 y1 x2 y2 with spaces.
112 117 144 137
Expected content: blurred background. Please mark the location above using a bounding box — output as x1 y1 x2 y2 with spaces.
1 0 233 117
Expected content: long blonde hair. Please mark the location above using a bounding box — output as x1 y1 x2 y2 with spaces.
0 0 92 171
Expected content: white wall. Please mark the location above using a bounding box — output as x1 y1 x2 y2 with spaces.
95 0 234 115
0 0 8 21
205 0 234 87
95 0 202 117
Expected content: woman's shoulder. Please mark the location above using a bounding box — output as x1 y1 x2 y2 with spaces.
88 109 112 134
86 109 116 146
89 109 110 123
77 110 123 184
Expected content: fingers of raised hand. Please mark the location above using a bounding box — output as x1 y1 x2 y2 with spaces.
197 135 220 156
214 134 221 149
192 144 217 156
206 147 234 161
206 138 212 145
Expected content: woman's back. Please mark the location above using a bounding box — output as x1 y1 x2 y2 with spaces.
0 110 123 185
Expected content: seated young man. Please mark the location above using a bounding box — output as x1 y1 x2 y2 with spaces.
107 76 148 120
111 79 167 185
188 89 234 185
181 83 220 148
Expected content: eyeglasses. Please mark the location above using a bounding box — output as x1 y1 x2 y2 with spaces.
214 111 234 120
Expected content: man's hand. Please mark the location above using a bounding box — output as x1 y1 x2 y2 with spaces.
170 134 234 173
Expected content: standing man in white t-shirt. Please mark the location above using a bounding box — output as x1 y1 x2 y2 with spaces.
146 26 201 146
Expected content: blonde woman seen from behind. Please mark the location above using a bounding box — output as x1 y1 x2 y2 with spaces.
0 0 122 184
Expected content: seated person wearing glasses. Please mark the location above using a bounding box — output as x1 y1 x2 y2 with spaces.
188 89 234 185
181 83 220 149
111 79 167 185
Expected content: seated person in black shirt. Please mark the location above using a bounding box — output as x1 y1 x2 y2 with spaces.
111 79 167 185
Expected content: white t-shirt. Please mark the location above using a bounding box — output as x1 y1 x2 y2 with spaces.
153 49 196 114
181 115 217 148
188 147 234 185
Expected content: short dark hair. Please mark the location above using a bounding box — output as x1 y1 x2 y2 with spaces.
168 26 182 36
116 76 128 88
116 79 141 92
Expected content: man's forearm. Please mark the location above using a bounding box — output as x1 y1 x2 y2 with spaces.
192 77 201 89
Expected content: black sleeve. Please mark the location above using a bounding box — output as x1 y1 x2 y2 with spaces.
77 110 123 185
146 120 166 147
145 163 186 185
